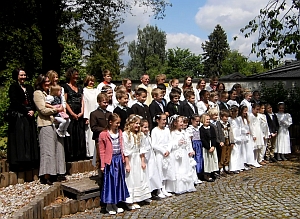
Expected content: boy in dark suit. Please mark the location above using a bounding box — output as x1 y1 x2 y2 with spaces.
149 88 167 128
113 91 133 131
166 91 183 117
182 90 198 119
218 91 230 111
131 87 152 130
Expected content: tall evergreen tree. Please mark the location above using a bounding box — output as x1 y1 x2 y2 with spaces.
125 25 167 79
202 24 229 77
86 18 125 81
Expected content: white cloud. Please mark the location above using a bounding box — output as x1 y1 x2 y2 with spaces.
166 33 203 55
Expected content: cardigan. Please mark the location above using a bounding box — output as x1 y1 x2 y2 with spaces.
90 108 112 141
33 90 57 127
99 129 125 168
200 126 217 150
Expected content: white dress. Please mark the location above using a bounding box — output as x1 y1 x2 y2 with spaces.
249 113 264 150
143 133 163 191
83 87 99 157
275 113 293 154
229 117 244 171
227 100 239 107
151 127 175 181
240 117 258 166
196 101 209 116
166 130 196 194
258 113 269 157
123 132 151 203
240 99 252 115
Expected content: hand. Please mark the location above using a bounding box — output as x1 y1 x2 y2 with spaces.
231 144 235 148
271 133 277 137
85 119 89 125
164 151 170 157
126 164 130 173
71 113 78 120
178 140 185 146
188 152 195 157
253 137 256 141
209 147 215 153
141 162 146 170
101 167 104 172
220 142 224 147
28 110 34 117
77 112 83 118
57 105 64 112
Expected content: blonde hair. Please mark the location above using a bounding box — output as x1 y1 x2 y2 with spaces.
207 108 219 117
151 88 162 98
46 70 58 85
49 85 61 97
200 113 210 125
124 114 143 146
84 75 95 87
168 115 181 132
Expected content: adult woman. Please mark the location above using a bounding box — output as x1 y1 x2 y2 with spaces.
122 78 136 107
62 67 86 161
83 75 98 158
33 74 66 185
182 76 199 102
7 68 39 172
196 79 206 92
216 82 226 92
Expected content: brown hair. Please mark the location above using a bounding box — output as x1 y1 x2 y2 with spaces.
116 91 128 100
182 76 193 90
49 85 61 97
196 78 206 90
102 69 112 77
106 113 120 130
97 93 109 102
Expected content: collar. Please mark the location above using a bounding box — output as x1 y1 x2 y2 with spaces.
117 104 127 110
98 107 107 113
136 101 145 107
203 125 210 129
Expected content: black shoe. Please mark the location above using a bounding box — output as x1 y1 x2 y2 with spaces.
270 157 277 162
281 154 287 161
41 179 53 185
57 174 67 182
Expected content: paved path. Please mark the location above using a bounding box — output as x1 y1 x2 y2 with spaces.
63 155 300 218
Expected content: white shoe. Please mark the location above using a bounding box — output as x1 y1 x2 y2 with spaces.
133 203 140 209
65 131 70 137
56 129 64 137
144 198 152 203
162 189 172 197
126 204 135 210
106 205 116 215
253 163 262 168
157 191 166 198
112 204 124 213
244 166 251 171
194 179 203 184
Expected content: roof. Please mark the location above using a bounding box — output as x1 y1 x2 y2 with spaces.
220 72 247 80
247 60 300 78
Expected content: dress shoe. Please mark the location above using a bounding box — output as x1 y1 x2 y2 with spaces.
276 155 282 161
106 205 116 215
133 203 140 209
112 204 124 213
270 157 278 163
126 204 135 210
281 154 287 161
41 179 53 185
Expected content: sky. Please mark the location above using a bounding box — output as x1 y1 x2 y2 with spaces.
118 0 271 65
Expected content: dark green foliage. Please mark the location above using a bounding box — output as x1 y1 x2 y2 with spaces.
165 47 203 79
260 81 300 124
240 0 300 68
202 24 230 77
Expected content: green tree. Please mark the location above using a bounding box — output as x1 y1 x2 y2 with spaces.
125 25 167 79
86 18 125 81
202 24 230 77
0 0 171 74
166 47 203 79
240 0 300 68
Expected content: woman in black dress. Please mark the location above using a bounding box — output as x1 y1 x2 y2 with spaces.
7 68 39 171
63 68 86 161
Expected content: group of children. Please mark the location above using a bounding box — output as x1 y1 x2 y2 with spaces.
91 75 293 215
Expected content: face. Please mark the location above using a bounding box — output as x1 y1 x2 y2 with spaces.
172 96 179 104
186 77 192 86
104 74 112 83
175 118 183 130
57 89 62 97
259 105 265 114
203 92 210 101
231 110 238 118
188 95 195 104
192 117 200 127
98 99 108 110
211 114 218 121
141 122 149 134
131 119 140 133
53 74 59 84
230 91 237 100
118 96 128 106
218 84 224 90
242 108 248 117
141 75 150 86
245 94 252 101
220 115 228 123
42 77 50 91
235 86 241 93
71 72 79 82
278 105 285 113
88 80 95 87
211 95 218 103
253 93 260 100
125 80 132 90
203 115 210 126
136 92 147 103
220 94 228 102
110 118 120 130
158 77 165 84
157 115 167 128
106 89 113 100
183 122 188 129
154 93 163 102
18 70 26 84
212 80 218 86
266 105 273 113
172 80 179 88
252 106 260 115
199 80 206 89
